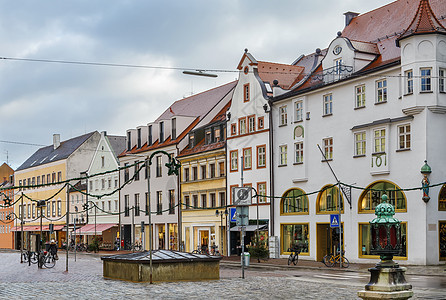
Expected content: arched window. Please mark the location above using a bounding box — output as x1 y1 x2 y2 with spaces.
358 181 406 213
281 188 309 214
316 185 343 214
438 184 446 211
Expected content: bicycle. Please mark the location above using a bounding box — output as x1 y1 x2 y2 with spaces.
38 250 57 268
322 251 349 268
22 251 38 264
126 241 142 251
192 245 209 255
287 247 300 265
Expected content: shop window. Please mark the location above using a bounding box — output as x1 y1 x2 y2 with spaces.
440 221 446 261
316 185 343 214
281 224 309 254
438 184 446 211
281 188 308 214
359 222 407 259
358 181 406 213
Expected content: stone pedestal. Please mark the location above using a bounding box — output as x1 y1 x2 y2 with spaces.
358 261 413 299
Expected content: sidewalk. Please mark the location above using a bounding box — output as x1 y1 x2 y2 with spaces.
221 255 446 277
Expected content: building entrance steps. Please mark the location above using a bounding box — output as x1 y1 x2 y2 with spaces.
221 256 446 277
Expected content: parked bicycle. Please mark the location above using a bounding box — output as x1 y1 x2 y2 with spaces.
22 251 38 264
287 246 301 265
210 244 220 256
126 241 142 251
38 250 57 268
322 250 349 268
192 244 209 255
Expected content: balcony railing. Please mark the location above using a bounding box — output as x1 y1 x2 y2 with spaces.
311 64 354 85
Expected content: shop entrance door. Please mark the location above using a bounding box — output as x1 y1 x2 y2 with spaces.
199 230 209 252
316 223 344 262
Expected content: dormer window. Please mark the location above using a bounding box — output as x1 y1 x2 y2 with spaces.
159 122 164 143
189 134 195 148
127 131 131 151
214 127 221 142
334 58 343 74
171 118 177 140
137 128 142 148
148 125 153 146
205 128 212 145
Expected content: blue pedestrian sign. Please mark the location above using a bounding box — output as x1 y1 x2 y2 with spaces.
330 214 340 228
230 207 237 222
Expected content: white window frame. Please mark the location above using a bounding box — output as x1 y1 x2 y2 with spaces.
398 124 411 150
243 148 252 169
294 142 304 164
230 151 238 171
294 100 303 122
279 145 287 166
355 84 366 108
248 116 255 133
239 118 247 135
373 128 386 153
354 131 366 156
257 146 266 168
439 68 445 93
323 137 333 160
279 106 288 126
257 183 267 204
376 79 387 103
420 67 432 92
405 69 413 94
323 94 333 115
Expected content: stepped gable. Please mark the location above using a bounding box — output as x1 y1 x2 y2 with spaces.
397 0 446 45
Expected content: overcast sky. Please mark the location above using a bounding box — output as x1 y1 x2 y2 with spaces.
0 0 392 169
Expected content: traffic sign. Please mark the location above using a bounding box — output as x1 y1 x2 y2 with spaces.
230 207 237 222
330 214 340 228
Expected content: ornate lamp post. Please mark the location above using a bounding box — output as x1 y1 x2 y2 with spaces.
358 194 413 300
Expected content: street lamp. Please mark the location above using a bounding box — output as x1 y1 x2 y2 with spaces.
215 209 228 256
358 194 413 299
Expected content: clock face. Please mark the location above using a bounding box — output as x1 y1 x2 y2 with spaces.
333 45 342 55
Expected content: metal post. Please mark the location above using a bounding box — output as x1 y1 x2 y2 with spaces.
241 226 245 279
20 194 23 263
94 203 97 243
146 158 153 284
132 205 135 253
256 192 260 262
66 185 69 272
74 217 77 262
39 205 43 269
338 182 343 268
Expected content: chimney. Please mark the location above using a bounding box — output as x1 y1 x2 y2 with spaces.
53 134 61 150
344 11 359 27
101 131 107 137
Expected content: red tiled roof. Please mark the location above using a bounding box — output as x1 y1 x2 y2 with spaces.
257 61 304 90
397 0 446 45
179 140 225 157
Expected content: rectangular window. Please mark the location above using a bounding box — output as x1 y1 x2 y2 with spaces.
354 132 366 156
355 85 366 108
124 195 129 217
159 121 164 143
294 101 303 122
334 58 343 74
137 128 142 148
359 223 407 258
201 194 207 208
214 126 221 142
184 167 190 182
46 202 50 217
231 124 236 136
219 192 226 207
281 224 309 254
52 202 55 217
134 194 140 217
219 161 225 177
258 117 264 130
239 118 247 135
27 204 31 218
36 176 40 186
210 193 216 208
52 173 56 183
156 156 162 177
57 201 61 217
184 195 190 210
201 165 207 179
124 163 129 182
257 145 266 168
134 161 140 181
420 68 432 92
209 164 215 178
193 195 198 209
127 131 132 151
257 182 267 204
32 203 35 218
376 79 387 103
230 150 238 171
148 125 153 146
41 175 45 185
169 190 175 214
294 142 304 164
279 106 287 125
248 116 255 133
323 94 333 115
244 83 250 102
156 191 162 215
47 174 50 185
405 70 413 94
101 178 105 189
279 145 287 166
192 166 197 180
439 69 445 93
323 137 333 160
398 124 411 150
243 148 252 170
171 118 177 140
374 129 386 153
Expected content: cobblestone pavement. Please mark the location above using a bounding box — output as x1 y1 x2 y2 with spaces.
0 252 444 300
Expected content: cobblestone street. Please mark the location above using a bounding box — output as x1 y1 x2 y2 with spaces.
0 252 444 299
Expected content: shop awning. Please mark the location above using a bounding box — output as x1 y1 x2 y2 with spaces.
73 223 116 235
230 225 267 232
11 225 64 232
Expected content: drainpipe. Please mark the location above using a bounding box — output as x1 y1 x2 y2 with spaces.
176 144 182 251
267 99 275 236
